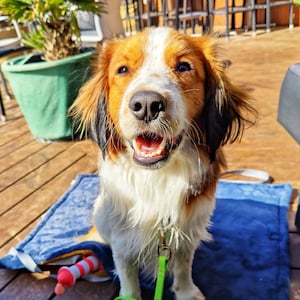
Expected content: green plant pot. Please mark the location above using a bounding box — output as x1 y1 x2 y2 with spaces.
2 51 94 140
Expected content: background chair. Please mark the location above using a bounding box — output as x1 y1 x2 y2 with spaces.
0 18 22 48
0 17 28 121
253 0 293 33
122 0 143 34
77 11 104 44
134 0 169 28
122 0 211 35
174 0 211 34
212 0 256 38
78 0 125 45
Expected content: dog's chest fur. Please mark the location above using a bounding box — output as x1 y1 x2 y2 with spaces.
93 141 215 275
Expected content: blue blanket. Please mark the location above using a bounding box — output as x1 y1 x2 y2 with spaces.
0 174 292 300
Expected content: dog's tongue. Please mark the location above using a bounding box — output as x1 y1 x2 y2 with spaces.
135 135 163 154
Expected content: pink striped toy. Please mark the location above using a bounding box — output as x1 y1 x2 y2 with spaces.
54 255 103 295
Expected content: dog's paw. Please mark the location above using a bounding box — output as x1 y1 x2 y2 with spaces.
118 292 142 300
174 285 205 300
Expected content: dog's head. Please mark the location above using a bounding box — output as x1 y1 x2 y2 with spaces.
71 27 255 167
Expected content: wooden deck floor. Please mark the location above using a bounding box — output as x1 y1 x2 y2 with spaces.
0 27 300 299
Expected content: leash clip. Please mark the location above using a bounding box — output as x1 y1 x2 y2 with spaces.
158 223 175 261
158 243 171 261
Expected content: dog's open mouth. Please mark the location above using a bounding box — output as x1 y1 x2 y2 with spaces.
131 133 182 167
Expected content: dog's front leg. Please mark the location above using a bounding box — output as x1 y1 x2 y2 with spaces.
113 251 141 300
172 248 205 300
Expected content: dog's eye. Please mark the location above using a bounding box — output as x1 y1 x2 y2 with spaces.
176 62 192 73
117 66 129 75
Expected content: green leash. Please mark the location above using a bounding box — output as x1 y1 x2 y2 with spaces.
115 255 168 300
115 224 173 300
154 255 168 300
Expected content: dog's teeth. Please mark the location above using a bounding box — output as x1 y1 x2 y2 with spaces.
139 148 163 158
160 139 166 149
132 139 138 150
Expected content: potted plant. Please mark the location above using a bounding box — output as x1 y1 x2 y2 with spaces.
0 0 105 140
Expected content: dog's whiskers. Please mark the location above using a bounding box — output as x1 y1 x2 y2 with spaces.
187 119 205 148
159 119 173 142
181 88 200 94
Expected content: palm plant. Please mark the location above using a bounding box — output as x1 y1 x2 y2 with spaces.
0 0 105 60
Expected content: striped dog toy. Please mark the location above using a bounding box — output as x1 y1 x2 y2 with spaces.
54 255 103 295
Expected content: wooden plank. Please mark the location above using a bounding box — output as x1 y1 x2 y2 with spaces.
289 210 298 234
0 151 97 255
0 101 23 123
53 280 119 300
0 118 29 146
0 140 48 174
0 99 17 112
0 131 34 159
4 107 24 122
288 191 300 300
0 146 86 245
0 142 95 216
0 271 118 300
0 142 70 192
288 190 299 233
0 269 20 291
290 233 300 269
0 271 56 300
290 270 300 300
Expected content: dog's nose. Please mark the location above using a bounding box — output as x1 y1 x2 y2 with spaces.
129 91 166 122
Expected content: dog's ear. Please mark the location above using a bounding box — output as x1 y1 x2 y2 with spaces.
69 42 117 159
199 38 256 161
89 91 110 159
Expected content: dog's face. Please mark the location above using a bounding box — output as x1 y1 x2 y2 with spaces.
109 28 207 168
72 27 254 167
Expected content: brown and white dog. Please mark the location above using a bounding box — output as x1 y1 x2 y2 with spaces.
71 27 255 299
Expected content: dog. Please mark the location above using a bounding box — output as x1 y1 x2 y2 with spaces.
71 27 255 300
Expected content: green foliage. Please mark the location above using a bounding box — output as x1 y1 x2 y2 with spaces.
0 0 105 60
